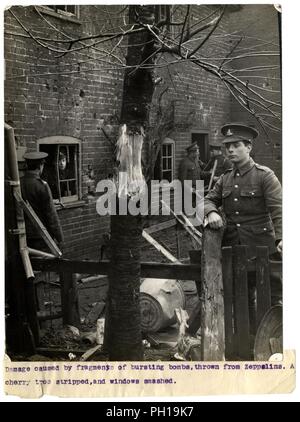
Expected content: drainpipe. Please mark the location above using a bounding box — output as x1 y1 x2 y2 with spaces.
5 123 34 279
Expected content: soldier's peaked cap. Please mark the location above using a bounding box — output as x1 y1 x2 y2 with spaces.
186 141 199 152
221 123 259 144
23 151 48 160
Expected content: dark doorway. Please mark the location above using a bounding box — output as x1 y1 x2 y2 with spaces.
191 132 209 162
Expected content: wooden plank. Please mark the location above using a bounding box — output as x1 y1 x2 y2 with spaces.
14 191 62 257
201 227 225 360
222 246 234 359
144 219 176 234
233 245 251 359
186 301 201 336
31 258 201 280
60 272 80 327
31 257 282 283
24 278 40 345
31 255 281 276
256 246 271 329
142 230 180 263
161 200 202 245
207 159 218 191
37 311 63 322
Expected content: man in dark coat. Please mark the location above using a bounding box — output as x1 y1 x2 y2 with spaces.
21 151 64 251
178 142 210 187
178 142 210 218
204 144 232 178
204 123 282 305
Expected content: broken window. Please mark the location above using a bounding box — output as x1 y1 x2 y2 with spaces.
47 5 76 15
38 5 80 20
154 138 175 183
38 136 81 205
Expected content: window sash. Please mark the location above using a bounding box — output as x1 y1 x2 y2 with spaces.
38 136 81 204
160 140 174 182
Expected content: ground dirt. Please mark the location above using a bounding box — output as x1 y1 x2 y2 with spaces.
13 220 202 361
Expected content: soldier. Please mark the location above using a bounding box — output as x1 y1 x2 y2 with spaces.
204 144 232 178
204 123 282 305
178 142 210 217
21 151 64 252
178 142 209 186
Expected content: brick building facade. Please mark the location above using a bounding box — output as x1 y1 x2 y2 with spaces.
4 5 281 259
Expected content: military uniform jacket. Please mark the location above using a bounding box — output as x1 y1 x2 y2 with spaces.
204 158 282 258
20 170 64 243
205 155 232 177
179 157 210 187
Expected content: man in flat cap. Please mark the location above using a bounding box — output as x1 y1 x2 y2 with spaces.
21 151 64 251
204 123 282 307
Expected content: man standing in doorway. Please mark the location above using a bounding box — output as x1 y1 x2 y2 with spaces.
205 144 232 178
21 151 64 252
204 123 282 305
178 142 211 191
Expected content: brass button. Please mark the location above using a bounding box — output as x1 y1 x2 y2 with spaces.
251 192 255 196
236 173 240 177
234 184 239 188
263 228 267 231
234 198 238 202
236 223 241 227
235 211 239 215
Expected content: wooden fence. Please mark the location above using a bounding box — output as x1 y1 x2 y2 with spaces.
28 244 281 361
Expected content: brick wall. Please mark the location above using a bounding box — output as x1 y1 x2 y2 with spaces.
151 5 232 178
4 5 124 258
5 5 280 259
225 5 282 180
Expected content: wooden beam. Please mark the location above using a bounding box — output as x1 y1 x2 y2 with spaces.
31 258 201 280
256 246 271 329
31 256 282 280
222 246 234 359
161 200 202 246
233 245 251 359
201 227 225 360
60 272 81 327
14 191 62 257
142 230 180 263
144 219 176 234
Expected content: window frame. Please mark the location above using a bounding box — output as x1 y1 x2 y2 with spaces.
36 5 80 24
159 137 175 183
37 136 82 206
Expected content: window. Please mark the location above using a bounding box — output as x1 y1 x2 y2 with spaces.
38 136 81 205
154 138 175 182
37 5 80 22
47 5 77 16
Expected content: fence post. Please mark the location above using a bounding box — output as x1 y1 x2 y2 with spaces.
60 272 80 327
233 245 251 359
222 246 234 359
201 227 225 360
256 246 271 329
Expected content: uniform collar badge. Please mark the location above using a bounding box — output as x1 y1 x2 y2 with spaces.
226 129 233 136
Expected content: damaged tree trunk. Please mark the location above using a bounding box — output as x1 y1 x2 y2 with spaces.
106 5 156 360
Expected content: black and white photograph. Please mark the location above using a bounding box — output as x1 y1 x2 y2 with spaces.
3 2 291 398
